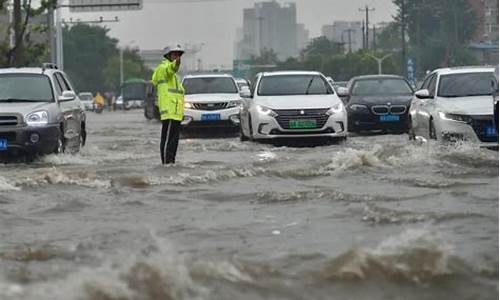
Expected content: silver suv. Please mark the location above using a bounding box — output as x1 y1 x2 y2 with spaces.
0 64 86 159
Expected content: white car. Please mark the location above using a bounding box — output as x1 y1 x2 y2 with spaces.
78 92 94 111
182 74 242 130
239 71 348 142
409 66 498 147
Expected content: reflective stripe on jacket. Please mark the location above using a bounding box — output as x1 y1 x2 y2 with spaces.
152 59 184 121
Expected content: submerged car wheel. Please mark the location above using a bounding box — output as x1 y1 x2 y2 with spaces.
54 129 66 154
429 120 437 140
239 119 249 142
248 114 254 141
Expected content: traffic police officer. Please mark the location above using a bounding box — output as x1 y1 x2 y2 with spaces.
152 44 185 164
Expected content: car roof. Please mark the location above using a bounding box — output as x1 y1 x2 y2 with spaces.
0 67 58 75
261 71 322 77
432 66 494 75
350 74 406 81
183 73 234 79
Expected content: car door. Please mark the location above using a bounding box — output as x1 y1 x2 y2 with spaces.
53 72 81 142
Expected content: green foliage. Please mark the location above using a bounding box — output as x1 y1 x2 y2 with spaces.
63 23 151 94
0 0 57 66
103 48 152 92
392 0 479 76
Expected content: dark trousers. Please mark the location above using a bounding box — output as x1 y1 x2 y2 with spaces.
160 119 181 164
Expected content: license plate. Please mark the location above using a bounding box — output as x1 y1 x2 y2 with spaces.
485 126 497 137
0 139 7 151
289 119 317 129
380 115 400 122
201 113 221 121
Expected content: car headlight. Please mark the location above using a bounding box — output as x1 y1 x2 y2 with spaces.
227 100 242 108
184 102 193 109
256 105 278 117
25 110 49 126
326 103 344 115
439 112 473 124
349 104 368 112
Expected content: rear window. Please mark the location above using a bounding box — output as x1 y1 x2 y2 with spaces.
0 74 54 102
258 75 333 96
183 77 238 94
351 78 413 96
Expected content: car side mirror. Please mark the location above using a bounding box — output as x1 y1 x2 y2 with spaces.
240 87 252 98
415 89 431 99
59 91 76 102
336 87 349 97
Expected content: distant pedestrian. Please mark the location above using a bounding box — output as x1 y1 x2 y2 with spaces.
151 44 185 164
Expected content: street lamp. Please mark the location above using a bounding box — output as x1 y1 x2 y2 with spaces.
366 53 393 75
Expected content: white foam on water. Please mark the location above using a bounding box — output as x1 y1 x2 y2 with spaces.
0 175 20 191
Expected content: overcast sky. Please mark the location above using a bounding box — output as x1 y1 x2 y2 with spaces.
64 0 396 68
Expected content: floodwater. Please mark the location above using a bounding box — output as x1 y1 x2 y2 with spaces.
0 110 498 300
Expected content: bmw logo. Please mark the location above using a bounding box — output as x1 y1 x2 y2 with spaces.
387 102 392 106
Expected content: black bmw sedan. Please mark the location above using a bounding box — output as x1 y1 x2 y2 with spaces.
337 75 414 133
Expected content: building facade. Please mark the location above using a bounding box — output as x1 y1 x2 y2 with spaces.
235 1 308 61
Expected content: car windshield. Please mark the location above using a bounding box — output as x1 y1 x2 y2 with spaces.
351 78 413 96
79 93 93 101
184 77 238 94
438 72 495 97
0 74 53 102
258 75 333 96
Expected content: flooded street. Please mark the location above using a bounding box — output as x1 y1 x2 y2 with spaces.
0 110 498 300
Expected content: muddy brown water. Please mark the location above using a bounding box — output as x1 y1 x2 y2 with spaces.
0 110 498 300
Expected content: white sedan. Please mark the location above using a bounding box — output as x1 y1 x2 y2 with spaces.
239 71 348 142
409 66 498 147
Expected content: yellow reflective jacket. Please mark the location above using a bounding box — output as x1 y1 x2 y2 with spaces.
152 59 184 121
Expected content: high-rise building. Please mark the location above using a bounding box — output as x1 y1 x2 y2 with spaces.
321 21 363 51
235 1 305 61
296 23 310 53
469 0 499 43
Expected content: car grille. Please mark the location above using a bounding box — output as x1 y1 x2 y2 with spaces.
274 108 330 130
192 102 228 111
0 115 20 126
371 105 407 115
470 116 498 142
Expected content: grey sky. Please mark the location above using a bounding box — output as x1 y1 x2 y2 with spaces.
64 0 396 68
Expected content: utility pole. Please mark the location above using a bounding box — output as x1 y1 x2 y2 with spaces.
119 48 124 86
372 25 376 50
12 0 22 66
359 5 375 50
342 29 354 53
401 0 406 76
257 14 264 54
361 21 366 49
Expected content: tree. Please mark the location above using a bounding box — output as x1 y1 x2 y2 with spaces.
392 0 478 76
0 0 56 67
103 48 152 92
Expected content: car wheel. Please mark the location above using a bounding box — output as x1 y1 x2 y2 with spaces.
429 120 437 140
240 117 249 142
248 114 254 141
54 129 66 154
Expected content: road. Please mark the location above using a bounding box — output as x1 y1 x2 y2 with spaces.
0 110 498 300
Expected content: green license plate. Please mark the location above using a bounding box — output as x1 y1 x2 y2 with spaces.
289 119 317 129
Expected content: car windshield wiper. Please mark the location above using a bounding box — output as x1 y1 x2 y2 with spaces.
0 98 50 102
305 76 315 95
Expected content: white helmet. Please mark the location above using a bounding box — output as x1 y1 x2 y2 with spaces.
163 44 185 58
